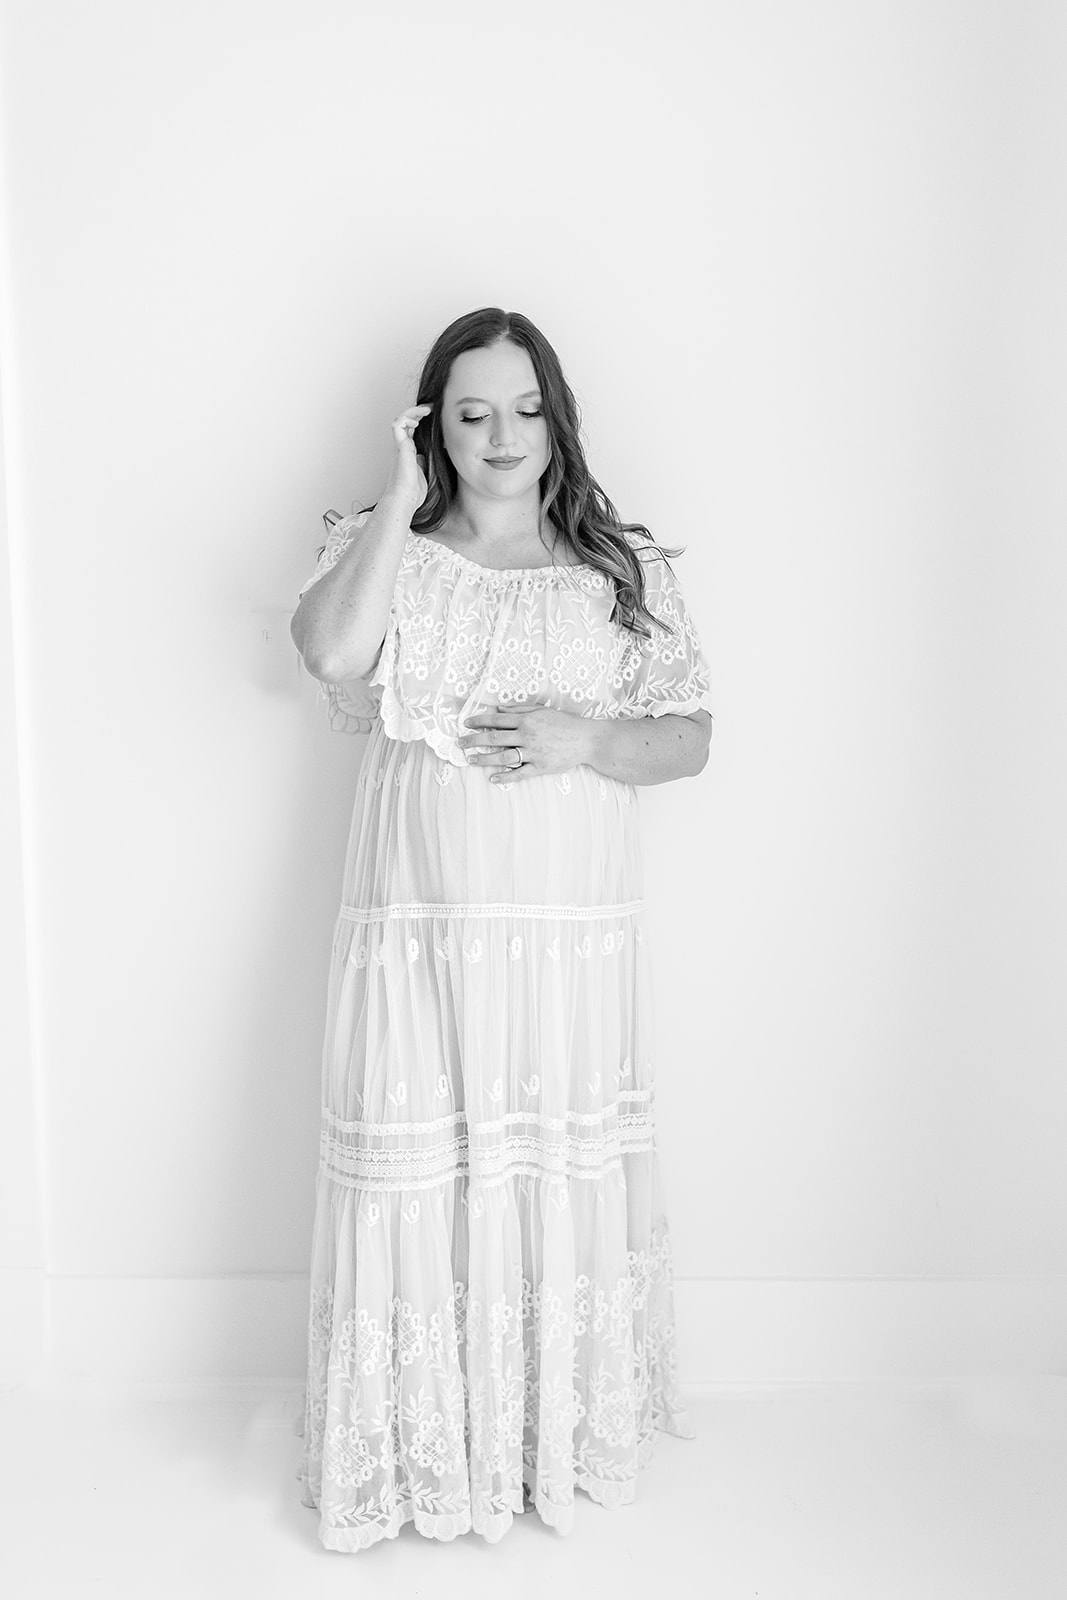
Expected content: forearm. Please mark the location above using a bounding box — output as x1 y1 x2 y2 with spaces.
584 712 709 785
290 494 415 681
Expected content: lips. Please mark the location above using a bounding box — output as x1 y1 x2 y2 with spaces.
485 457 523 469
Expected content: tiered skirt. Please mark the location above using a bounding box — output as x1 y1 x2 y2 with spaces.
298 724 695 1550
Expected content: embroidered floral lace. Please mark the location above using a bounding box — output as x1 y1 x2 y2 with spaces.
296 512 714 749
294 511 709 1551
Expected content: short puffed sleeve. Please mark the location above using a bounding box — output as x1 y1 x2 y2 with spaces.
296 509 382 734
614 534 714 720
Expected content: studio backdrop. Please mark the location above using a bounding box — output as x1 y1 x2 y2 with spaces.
1 0 1065 1390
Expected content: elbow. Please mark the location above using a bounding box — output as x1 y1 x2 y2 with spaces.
298 637 384 685
290 615 335 682
289 608 317 671
303 651 361 685
290 588 388 682
290 607 376 683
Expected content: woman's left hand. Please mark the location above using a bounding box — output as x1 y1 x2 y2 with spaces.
458 702 597 783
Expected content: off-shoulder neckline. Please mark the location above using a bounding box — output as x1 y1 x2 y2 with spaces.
411 531 607 583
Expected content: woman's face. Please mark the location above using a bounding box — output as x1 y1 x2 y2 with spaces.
438 341 551 501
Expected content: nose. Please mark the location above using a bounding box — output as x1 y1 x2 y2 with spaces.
489 415 519 450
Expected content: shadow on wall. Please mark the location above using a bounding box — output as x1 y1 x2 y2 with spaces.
208 555 372 1380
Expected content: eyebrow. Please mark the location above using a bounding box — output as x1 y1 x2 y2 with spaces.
454 390 542 404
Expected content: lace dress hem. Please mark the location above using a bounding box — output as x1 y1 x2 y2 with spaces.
299 1399 696 1550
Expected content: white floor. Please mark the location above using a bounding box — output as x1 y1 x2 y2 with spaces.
1 1378 1064 1599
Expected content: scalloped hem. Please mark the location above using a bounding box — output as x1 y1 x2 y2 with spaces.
300 1403 695 1552
364 681 713 763
311 677 381 736
372 678 467 767
628 692 715 720
301 1481 538 1552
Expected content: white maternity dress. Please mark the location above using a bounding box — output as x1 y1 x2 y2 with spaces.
295 511 713 1551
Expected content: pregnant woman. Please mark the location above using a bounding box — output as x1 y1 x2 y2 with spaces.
290 306 714 1552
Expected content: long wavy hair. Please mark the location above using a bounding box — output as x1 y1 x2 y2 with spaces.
352 308 685 643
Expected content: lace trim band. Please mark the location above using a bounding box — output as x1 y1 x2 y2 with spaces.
409 530 610 591
338 899 645 923
319 1092 656 1191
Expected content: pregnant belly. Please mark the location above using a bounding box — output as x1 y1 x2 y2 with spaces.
340 726 645 910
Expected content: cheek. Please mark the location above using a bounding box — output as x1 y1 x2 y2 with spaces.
444 424 481 458
440 425 465 461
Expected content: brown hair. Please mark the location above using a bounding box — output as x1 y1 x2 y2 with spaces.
359 307 685 642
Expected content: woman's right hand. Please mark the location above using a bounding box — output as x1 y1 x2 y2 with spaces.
383 403 433 513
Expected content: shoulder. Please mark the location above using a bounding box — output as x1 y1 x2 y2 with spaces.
620 524 671 565
619 528 679 597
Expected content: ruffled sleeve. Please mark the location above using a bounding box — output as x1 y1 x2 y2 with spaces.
297 510 382 734
614 535 714 720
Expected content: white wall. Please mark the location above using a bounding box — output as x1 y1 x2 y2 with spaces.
0 346 45 1380
1 0 1064 1387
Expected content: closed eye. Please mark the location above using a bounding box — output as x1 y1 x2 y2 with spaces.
461 410 543 424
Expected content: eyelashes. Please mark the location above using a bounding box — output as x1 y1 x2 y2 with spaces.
460 410 543 424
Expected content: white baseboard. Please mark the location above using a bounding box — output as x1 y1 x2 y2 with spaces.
672 1277 1067 1384
3 1271 1065 1388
